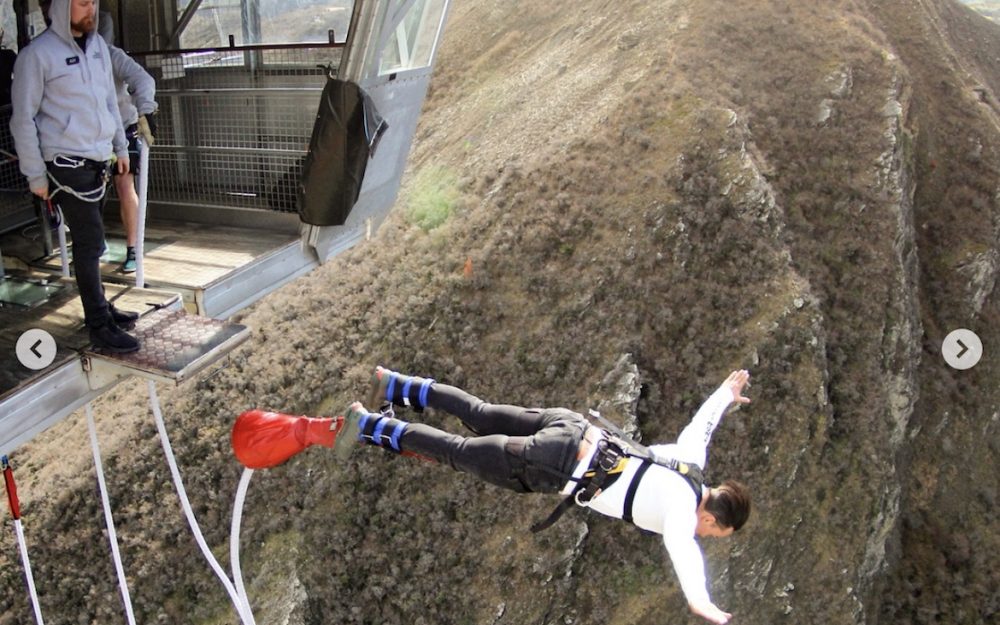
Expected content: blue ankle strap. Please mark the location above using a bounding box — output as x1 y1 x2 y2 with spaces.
372 417 388 446
362 413 408 451
388 420 405 451
401 377 413 406
357 411 372 442
419 378 434 408
385 372 397 404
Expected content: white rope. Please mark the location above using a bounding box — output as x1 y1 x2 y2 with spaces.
47 155 109 203
85 403 137 625
231 468 256 621
13 519 44 624
147 380 256 625
134 138 149 289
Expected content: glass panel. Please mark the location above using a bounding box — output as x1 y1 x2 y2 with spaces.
379 0 447 75
178 0 244 49
0 277 64 309
178 0 354 50
259 0 354 45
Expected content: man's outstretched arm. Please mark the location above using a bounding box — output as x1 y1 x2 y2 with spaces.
662 524 733 624
674 370 751 466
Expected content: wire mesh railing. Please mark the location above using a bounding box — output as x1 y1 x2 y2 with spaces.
0 105 34 227
133 43 343 213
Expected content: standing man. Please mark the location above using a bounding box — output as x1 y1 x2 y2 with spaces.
232 368 753 625
99 11 157 274
10 0 139 352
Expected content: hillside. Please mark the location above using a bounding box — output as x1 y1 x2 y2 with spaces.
1 1 999 624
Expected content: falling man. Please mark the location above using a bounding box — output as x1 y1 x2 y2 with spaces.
232 366 753 625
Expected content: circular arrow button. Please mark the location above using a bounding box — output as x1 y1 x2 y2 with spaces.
942 329 982 371
16 329 58 371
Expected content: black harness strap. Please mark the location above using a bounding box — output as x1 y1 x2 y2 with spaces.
530 496 578 533
530 438 626 533
529 420 707 533
622 459 653 524
623 458 704 527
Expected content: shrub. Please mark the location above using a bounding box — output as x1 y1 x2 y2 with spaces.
406 165 461 231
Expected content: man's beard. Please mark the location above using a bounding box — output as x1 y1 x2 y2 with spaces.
70 15 95 34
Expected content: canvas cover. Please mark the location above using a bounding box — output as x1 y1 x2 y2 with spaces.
299 78 388 226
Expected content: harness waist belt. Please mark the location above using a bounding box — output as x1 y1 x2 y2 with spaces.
49 156 111 171
530 437 627 533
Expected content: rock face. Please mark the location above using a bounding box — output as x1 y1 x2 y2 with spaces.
1 1 998 624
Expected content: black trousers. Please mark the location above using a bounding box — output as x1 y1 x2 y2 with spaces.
398 383 587 493
47 159 111 327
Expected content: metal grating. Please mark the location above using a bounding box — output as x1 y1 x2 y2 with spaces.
87 307 249 382
134 44 343 213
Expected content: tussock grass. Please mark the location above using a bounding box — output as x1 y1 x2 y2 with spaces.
406 165 461 231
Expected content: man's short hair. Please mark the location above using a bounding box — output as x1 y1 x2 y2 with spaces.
705 480 751 531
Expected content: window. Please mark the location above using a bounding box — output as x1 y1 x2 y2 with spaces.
378 0 447 75
178 0 354 50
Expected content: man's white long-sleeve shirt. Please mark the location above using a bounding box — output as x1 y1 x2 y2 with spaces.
564 384 735 606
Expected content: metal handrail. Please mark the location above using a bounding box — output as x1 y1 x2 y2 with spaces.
130 40 345 58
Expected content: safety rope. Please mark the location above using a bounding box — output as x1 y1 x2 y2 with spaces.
148 380 257 625
231 468 254 615
46 155 109 203
2 456 45 625
85 404 137 625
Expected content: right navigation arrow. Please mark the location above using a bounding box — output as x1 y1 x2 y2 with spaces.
955 339 969 360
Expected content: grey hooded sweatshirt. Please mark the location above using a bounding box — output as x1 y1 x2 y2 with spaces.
99 11 156 126
9 0 126 192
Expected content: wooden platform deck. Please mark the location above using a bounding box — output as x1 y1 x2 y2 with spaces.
3 216 313 318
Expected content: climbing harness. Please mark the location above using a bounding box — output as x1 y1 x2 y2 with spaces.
47 154 111 203
530 436 629 532
530 410 704 533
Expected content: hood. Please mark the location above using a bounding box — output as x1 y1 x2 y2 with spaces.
47 0 101 46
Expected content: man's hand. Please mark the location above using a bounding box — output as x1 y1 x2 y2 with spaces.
31 184 49 201
116 155 130 176
689 601 733 624
138 114 157 146
723 369 751 405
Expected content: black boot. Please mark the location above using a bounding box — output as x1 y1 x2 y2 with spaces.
89 319 140 353
367 366 435 412
109 304 139 330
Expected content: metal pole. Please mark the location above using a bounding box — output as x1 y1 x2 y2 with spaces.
135 136 150 288
56 212 69 278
